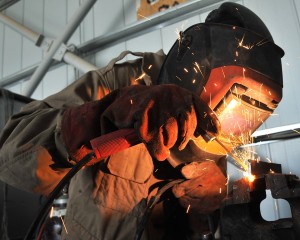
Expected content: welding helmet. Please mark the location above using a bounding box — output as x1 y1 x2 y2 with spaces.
158 2 284 154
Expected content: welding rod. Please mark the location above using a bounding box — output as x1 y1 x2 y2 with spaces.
201 133 248 172
214 138 248 171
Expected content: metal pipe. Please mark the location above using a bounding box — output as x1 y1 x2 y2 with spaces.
0 12 42 45
22 0 97 97
63 51 98 73
0 0 228 88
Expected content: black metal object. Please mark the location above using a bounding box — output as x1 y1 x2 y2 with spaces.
220 160 300 240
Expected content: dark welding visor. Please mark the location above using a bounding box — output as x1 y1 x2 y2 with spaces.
158 23 284 97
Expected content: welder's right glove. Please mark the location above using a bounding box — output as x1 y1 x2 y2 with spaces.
62 84 220 165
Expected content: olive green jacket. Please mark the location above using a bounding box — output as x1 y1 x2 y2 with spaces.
0 50 170 240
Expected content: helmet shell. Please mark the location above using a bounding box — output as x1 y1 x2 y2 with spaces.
158 2 284 95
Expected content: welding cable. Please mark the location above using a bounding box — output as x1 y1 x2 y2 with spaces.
134 179 185 240
24 152 96 240
36 222 45 240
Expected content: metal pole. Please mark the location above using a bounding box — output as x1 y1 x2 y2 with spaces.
63 52 98 73
22 0 97 97
0 12 42 44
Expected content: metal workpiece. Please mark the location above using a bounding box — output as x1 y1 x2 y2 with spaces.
220 160 300 240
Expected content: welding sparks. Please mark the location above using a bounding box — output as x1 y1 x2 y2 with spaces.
135 73 146 81
61 216 68 234
50 206 54 218
186 204 191 213
194 62 205 79
221 67 226 78
243 172 255 183
292 129 300 134
138 14 151 21
148 64 153 70
175 28 181 45
176 76 182 81
184 68 189 73
130 99 133 104
256 38 270 46
237 34 254 50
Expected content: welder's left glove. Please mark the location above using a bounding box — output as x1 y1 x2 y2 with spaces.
172 161 227 214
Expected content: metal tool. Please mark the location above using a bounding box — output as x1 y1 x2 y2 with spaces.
91 129 248 171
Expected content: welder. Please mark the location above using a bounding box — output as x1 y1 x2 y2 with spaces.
0 2 284 239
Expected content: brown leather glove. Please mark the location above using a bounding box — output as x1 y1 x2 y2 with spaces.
62 84 220 164
172 161 227 214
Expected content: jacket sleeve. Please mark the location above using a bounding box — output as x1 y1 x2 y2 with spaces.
0 50 165 196
0 58 146 196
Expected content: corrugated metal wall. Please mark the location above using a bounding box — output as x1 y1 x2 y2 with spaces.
0 0 300 220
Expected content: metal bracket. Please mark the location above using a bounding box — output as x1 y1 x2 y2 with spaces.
52 43 77 62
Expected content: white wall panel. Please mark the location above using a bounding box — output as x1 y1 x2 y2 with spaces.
43 66 68 98
0 23 3 78
23 0 44 34
79 0 95 43
6 81 22 94
93 0 126 37
2 2 23 77
67 0 81 46
94 42 127 68
21 38 43 69
22 0 43 67
2 27 22 77
126 29 163 58
44 0 67 38
123 0 137 25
